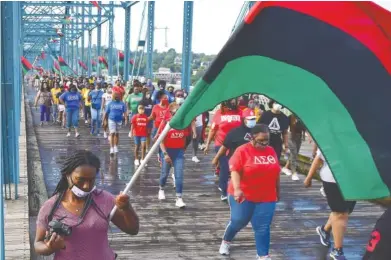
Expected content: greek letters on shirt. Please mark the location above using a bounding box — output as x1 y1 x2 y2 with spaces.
220 115 241 123
253 155 277 165
244 133 252 141
268 117 281 134
169 130 184 139
110 104 124 110
135 117 147 127
67 94 80 101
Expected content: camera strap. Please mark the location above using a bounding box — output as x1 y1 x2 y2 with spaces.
47 191 94 227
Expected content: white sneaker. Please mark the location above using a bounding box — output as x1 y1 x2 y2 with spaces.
219 240 230 255
110 147 114 155
281 167 292 176
320 186 326 197
192 156 200 163
75 133 80 138
258 256 272 260
134 159 140 166
85 120 88 124
291 173 300 181
221 195 228 201
113 146 118 153
141 159 147 167
66 132 71 137
103 132 107 138
158 190 166 200
128 131 132 138
175 197 186 208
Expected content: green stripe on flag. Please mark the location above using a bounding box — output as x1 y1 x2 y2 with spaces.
171 55 390 200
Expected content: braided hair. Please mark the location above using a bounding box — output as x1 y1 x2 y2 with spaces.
53 150 101 196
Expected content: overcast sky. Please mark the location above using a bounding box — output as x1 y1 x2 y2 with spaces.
86 0 391 55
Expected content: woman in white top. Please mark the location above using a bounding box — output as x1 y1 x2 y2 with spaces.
191 114 203 163
304 149 356 260
101 87 113 139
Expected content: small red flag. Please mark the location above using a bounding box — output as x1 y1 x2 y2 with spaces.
90 1 101 9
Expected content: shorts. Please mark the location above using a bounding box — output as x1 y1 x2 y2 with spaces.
58 104 65 112
108 119 122 134
134 136 147 145
323 181 356 214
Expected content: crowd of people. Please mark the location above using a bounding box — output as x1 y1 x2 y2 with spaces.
29 74 390 260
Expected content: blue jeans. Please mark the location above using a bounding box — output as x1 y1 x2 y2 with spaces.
90 108 101 134
215 146 229 196
223 196 276 257
160 148 184 196
66 108 79 128
134 136 146 145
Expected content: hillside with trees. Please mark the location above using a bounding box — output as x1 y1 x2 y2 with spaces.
87 46 216 84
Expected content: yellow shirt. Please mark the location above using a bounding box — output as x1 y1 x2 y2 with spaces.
82 88 91 106
51 88 61 105
254 107 261 122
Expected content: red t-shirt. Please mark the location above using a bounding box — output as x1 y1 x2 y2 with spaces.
151 104 168 128
211 110 242 147
112 86 125 99
131 114 148 137
228 143 281 203
158 121 186 149
162 111 191 136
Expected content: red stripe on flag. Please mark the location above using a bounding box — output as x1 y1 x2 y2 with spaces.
243 1 391 76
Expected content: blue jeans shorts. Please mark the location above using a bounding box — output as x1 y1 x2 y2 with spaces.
134 136 147 145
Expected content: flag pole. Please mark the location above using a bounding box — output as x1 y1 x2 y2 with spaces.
109 123 172 220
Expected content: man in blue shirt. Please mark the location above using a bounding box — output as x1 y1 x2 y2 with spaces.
151 80 175 104
59 85 82 138
88 84 104 135
104 92 127 155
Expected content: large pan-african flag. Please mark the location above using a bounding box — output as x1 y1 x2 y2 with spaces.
170 1 391 200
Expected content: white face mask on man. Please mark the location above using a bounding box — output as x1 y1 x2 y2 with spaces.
273 103 282 111
175 97 185 105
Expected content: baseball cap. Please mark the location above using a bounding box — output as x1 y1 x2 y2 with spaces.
242 109 256 119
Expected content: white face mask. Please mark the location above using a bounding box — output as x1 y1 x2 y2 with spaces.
69 178 96 198
175 97 185 105
273 103 282 111
245 119 256 128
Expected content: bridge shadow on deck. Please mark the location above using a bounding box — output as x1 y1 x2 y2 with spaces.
25 85 382 260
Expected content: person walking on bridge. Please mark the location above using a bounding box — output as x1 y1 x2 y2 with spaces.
204 99 242 201
59 84 82 138
219 124 280 259
156 102 187 208
34 82 53 126
89 83 104 136
103 92 127 156
304 149 356 260
34 150 139 259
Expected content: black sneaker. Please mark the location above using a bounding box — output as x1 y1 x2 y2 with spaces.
330 248 346 260
316 225 331 247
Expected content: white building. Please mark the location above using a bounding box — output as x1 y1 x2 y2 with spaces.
153 67 181 83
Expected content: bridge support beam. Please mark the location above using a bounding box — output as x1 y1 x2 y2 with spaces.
108 1 114 80
146 1 154 80
181 1 193 91
97 7 102 76
124 5 131 81
87 6 92 77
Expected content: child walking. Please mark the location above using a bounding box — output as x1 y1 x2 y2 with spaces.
130 104 148 167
